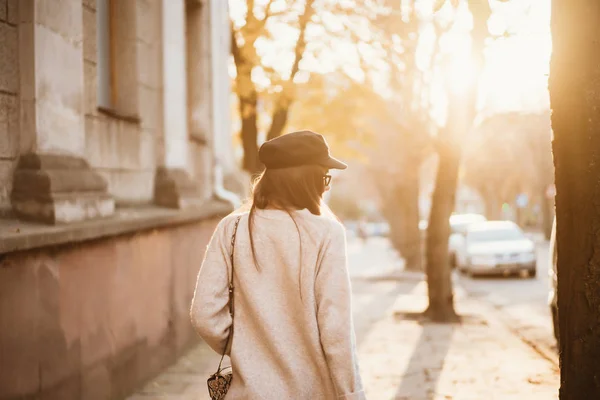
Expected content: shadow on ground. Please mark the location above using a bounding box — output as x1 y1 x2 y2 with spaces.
393 323 455 400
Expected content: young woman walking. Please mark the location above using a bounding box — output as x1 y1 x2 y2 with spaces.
191 130 365 399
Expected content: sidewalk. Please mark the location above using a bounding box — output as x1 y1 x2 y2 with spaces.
359 280 558 399
128 272 558 400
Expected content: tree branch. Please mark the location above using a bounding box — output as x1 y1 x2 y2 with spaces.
244 0 286 42
246 0 256 24
261 0 276 24
264 0 316 141
231 23 242 71
288 0 316 82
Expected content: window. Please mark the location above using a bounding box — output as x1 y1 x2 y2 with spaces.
96 0 113 109
96 0 139 119
186 0 209 142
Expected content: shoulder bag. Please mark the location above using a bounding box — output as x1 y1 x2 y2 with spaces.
207 215 242 400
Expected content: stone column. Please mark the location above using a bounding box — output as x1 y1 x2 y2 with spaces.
208 0 232 162
208 0 248 195
154 0 203 208
185 0 212 200
12 0 114 224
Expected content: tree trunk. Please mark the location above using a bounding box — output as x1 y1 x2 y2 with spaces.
550 0 600 397
381 183 404 251
240 94 262 174
398 169 422 271
266 105 290 141
380 170 422 271
539 185 553 241
231 25 262 175
264 0 313 143
422 0 490 322
425 144 460 322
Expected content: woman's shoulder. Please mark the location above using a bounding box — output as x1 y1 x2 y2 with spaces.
299 211 346 238
222 210 249 224
215 211 249 234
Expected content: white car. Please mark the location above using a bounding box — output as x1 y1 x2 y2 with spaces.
448 214 487 267
456 221 537 277
419 214 487 268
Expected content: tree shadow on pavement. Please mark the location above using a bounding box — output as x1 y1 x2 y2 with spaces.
392 322 455 400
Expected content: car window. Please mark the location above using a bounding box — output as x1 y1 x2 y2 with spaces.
467 227 525 242
450 215 486 234
451 224 468 235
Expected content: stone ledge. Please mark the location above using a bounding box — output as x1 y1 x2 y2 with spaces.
154 167 204 209
97 106 141 124
0 199 233 255
11 153 115 224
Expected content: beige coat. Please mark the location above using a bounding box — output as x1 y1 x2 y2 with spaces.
191 209 365 399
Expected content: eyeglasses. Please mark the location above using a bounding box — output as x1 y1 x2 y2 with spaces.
323 174 332 186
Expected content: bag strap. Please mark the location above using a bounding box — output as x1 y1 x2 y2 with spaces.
216 215 242 373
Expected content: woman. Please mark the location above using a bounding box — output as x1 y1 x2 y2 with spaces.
190 130 365 399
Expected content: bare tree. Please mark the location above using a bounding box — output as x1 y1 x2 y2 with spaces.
231 0 392 174
424 0 492 322
231 0 315 173
369 0 434 271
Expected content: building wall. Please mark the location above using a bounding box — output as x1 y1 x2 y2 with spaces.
0 0 19 216
0 0 237 398
83 0 162 205
0 0 226 208
0 218 218 399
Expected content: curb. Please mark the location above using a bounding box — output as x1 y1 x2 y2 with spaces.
488 305 559 368
460 287 559 368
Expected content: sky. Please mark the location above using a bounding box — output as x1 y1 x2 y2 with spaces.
422 0 552 125
478 0 551 114
230 0 552 121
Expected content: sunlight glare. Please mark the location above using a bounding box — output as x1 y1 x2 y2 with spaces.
447 55 476 95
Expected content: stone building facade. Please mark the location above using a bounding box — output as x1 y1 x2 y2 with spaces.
0 0 238 398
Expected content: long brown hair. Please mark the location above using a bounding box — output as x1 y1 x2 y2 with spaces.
248 165 328 295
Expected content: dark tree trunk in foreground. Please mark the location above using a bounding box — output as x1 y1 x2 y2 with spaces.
425 142 460 322
550 0 600 398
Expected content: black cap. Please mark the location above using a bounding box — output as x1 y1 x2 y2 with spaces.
259 130 348 170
